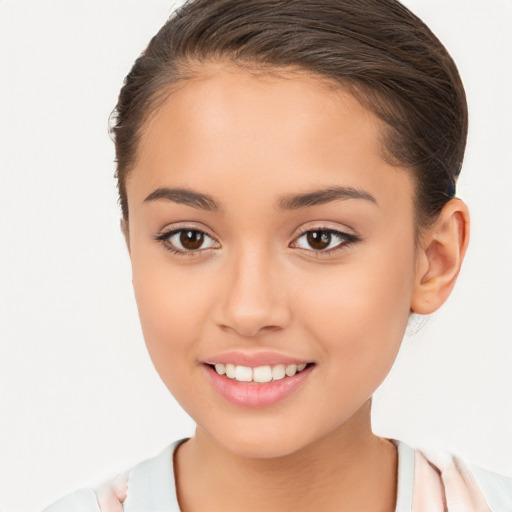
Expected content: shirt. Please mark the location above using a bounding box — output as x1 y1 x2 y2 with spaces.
41 439 512 512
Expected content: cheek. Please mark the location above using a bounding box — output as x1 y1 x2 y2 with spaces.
295 239 416 381
130 249 214 383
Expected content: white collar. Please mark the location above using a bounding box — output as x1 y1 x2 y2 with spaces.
122 438 415 512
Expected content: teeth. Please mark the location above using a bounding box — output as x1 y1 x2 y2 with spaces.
234 365 252 382
225 363 236 379
253 366 272 383
212 362 309 383
272 364 286 381
285 364 297 377
215 363 226 375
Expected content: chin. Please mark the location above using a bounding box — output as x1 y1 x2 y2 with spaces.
203 418 323 460
223 435 305 459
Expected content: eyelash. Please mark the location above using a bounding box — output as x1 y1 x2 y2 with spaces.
154 226 361 257
154 227 218 257
292 227 361 256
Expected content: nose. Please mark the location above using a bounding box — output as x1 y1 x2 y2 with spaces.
213 247 291 337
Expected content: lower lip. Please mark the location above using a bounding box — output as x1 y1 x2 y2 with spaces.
204 364 314 408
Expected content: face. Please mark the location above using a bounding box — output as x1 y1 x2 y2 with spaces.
125 64 419 458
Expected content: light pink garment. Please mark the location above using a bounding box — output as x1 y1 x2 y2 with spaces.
95 470 129 512
412 451 492 511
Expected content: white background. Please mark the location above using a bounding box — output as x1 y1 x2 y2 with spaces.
0 1 511 511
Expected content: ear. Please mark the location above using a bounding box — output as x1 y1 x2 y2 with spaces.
411 198 470 315
120 219 131 255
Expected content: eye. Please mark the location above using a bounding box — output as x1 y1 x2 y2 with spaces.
292 228 359 253
155 228 220 255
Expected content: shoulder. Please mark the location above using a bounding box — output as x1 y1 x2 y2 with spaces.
396 440 512 512
41 488 104 512
41 440 185 512
41 470 131 512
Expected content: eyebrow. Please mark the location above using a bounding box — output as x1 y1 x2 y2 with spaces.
143 185 377 212
278 186 377 210
144 187 222 212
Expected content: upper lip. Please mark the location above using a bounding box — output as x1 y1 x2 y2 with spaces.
203 350 312 367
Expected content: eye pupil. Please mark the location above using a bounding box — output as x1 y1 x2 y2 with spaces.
307 231 331 250
180 230 204 250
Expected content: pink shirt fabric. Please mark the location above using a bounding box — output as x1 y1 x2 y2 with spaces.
42 439 512 512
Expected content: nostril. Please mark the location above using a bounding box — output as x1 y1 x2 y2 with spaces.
218 322 281 338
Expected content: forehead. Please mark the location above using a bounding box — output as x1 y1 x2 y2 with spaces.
129 64 413 213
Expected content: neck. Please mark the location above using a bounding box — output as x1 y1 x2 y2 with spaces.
174 400 398 512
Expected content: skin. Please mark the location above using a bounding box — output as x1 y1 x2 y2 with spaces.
123 63 469 512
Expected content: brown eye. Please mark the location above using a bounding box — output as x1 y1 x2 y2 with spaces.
156 228 219 255
306 231 332 250
180 230 204 250
292 228 359 254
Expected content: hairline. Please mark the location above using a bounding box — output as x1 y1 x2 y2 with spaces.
120 57 431 241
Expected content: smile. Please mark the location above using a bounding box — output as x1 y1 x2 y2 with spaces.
204 361 315 408
211 363 309 383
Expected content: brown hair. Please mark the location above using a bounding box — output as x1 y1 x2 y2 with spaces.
111 0 468 227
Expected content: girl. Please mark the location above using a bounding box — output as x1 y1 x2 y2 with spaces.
31 0 510 510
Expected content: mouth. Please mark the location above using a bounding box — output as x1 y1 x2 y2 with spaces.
203 361 316 408
206 362 313 383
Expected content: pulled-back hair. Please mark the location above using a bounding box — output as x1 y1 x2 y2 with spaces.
111 0 467 227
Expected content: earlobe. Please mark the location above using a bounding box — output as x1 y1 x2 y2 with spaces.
411 199 470 315
120 219 131 255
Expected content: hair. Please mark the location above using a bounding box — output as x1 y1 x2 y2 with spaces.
110 0 468 228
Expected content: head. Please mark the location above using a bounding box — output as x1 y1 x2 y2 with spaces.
113 0 467 229
111 0 469 457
